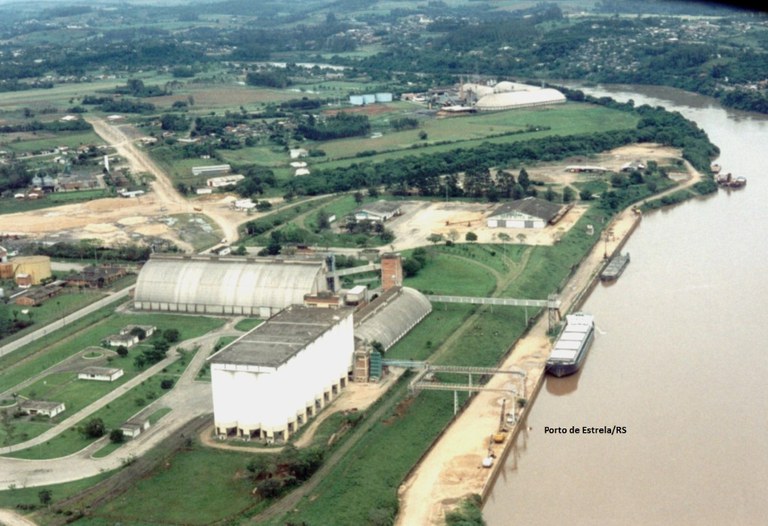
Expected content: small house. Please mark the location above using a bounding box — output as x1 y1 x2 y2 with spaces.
120 417 151 439
19 400 66 418
120 324 156 339
104 332 139 349
78 366 124 382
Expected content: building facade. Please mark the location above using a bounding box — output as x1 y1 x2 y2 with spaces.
209 305 354 443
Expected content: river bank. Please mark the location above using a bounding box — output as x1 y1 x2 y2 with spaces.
394 203 644 525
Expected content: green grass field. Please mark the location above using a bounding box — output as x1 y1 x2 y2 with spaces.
73 445 258 526
0 311 226 396
310 103 639 167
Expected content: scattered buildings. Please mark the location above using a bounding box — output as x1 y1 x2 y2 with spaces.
206 174 244 188
0 255 52 285
209 305 355 442
13 281 66 306
65 265 128 289
486 197 566 229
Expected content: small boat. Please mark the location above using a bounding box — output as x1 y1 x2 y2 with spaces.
715 172 747 188
601 252 630 282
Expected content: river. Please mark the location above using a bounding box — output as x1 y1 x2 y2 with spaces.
483 84 768 525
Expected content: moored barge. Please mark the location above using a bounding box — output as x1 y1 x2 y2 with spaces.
546 313 595 377
601 252 630 282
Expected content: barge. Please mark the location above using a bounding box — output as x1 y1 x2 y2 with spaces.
546 313 595 377
601 252 630 282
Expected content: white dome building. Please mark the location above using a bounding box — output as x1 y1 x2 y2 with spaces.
475 87 566 111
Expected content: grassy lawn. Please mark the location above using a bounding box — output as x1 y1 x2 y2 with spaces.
2 290 107 345
310 103 639 168
169 213 224 252
79 445 257 525
233 318 262 332
1 130 104 153
1 312 226 397
6 372 183 459
0 189 111 214
403 251 497 296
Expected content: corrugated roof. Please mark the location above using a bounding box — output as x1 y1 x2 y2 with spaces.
134 255 326 311
354 287 432 351
476 88 566 110
489 197 563 222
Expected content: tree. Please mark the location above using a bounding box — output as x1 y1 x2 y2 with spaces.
160 378 175 390
418 130 428 141
81 417 106 439
427 233 444 245
563 186 575 203
518 168 530 189
109 429 125 443
116 345 129 358
315 210 331 231
130 326 147 341
353 191 364 204
38 489 52 507
517 233 527 244
163 328 180 343
447 229 459 243
465 231 478 242
256 478 282 499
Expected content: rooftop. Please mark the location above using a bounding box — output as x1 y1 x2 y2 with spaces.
490 197 563 222
210 305 353 369
356 200 403 215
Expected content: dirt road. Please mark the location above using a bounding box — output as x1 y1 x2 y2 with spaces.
87 116 243 245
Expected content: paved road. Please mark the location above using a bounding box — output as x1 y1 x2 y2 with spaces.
0 286 133 359
0 321 241 490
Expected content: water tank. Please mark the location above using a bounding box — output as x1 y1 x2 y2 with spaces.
375 92 393 103
349 95 364 106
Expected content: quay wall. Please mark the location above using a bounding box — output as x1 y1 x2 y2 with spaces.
479 210 642 504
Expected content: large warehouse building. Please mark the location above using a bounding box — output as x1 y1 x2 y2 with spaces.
461 81 566 111
208 305 354 442
133 254 333 317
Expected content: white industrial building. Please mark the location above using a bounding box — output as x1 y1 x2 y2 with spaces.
487 197 565 229
209 305 355 442
192 164 231 177
475 88 566 111
353 200 402 223
133 254 334 318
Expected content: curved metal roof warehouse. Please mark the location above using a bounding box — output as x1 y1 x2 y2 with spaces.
475 88 566 111
133 255 329 317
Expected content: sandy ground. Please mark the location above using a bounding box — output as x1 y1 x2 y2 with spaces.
385 143 679 252
198 369 405 452
0 117 255 253
0 509 38 526
388 200 587 252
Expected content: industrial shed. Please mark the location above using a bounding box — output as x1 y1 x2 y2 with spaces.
208 305 354 442
133 255 331 318
487 197 564 229
354 287 432 351
475 88 566 111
